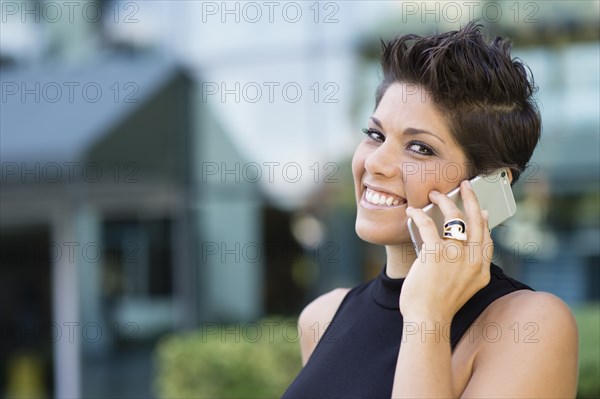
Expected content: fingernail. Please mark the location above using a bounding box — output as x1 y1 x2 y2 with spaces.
430 190 439 196
463 180 472 189
406 206 414 212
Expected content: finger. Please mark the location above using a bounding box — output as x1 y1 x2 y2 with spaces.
429 188 469 243
482 209 490 234
428 189 463 221
406 206 443 247
481 210 494 265
460 180 484 244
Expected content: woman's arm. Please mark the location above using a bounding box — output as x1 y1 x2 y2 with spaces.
393 313 455 398
392 181 578 397
392 181 494 397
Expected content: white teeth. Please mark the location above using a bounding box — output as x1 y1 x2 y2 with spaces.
364 188 404 207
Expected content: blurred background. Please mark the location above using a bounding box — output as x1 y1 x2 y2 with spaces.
1 0 598 398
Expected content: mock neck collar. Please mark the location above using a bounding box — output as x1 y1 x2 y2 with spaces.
371 264 405 310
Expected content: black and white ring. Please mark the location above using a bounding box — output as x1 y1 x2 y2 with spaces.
443 218 467 241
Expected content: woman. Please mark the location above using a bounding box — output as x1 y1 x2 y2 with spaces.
282 21 579 398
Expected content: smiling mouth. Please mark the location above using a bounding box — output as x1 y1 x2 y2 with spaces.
363 187 406 207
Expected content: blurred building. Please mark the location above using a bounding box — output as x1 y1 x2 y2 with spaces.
0 57 265 398
1 54 196 398
0 17 266 399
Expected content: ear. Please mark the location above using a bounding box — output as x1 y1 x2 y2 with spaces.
506 168 513 184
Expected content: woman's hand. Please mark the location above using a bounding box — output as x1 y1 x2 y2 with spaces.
400 180 494 323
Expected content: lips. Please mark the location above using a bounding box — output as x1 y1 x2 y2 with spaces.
363 186 406 207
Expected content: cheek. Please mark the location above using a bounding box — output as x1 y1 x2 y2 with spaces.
351 144 366 187
404 161 471 208
404 174 431 208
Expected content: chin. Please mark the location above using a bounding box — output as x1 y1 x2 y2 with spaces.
355 210 412 246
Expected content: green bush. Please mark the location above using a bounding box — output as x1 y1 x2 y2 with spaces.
575 304 600 399
153 317 302 398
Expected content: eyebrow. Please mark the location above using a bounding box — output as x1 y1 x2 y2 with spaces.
370 116 446 144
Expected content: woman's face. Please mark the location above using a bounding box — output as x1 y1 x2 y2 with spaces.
352 82 470 246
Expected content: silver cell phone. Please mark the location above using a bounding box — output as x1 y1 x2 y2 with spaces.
407 168 516 253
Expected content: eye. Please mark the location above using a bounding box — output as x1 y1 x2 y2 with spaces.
362 128 385 142
407 141 435 156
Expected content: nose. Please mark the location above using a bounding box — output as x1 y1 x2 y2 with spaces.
364 142 400 179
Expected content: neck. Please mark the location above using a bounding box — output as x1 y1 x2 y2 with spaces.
385 243 417 279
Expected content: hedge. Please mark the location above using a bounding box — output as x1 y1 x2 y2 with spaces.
153 317 302 398
575 304 600 399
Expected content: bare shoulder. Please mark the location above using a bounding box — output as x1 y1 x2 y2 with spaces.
462 290 579 398
482 289 578 333
298 288 351 365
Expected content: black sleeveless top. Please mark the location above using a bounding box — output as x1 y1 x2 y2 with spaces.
282 263 533 399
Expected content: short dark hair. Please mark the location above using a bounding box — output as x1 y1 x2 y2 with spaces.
375 20 541 184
